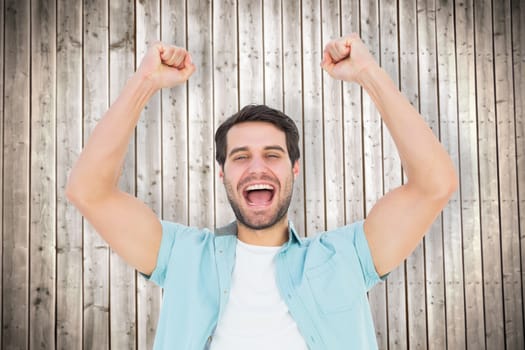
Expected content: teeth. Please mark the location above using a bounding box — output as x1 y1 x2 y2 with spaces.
246 184 274 191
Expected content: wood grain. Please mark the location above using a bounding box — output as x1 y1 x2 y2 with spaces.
56 0 84 348
455 0 485 347
187 0 214 230
436 0 465 348
493 0 523 347
321 0 345 231
282 0 306 235
475 0 505 348
109 0 137 348
512 0 525 345
83 0 110 348
302 0 325 236
136 0 162 348
213 0 238 228
30 0 57 348
3 0 30 348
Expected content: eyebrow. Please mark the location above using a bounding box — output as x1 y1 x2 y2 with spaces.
228 145 286 158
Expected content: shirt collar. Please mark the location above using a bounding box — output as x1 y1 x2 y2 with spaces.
214 220 304 248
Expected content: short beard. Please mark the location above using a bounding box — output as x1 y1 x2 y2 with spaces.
223 177 294 231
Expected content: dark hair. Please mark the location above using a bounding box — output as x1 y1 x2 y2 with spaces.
215 104 300 167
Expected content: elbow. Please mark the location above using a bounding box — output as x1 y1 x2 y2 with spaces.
65 179 84 207
432 167 459 202
413 166 459 202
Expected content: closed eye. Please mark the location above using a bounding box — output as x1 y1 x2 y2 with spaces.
233 154 248 161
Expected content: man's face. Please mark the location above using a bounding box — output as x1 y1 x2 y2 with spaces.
219 121 300 230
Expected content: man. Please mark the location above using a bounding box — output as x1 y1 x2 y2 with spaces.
67 34 458 349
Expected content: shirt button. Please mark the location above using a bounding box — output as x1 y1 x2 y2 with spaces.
224 289 228 294
218 250 223 254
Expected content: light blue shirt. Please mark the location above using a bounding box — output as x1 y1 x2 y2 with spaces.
146 220 382 349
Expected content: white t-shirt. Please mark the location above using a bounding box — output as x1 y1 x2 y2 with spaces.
209 239 309 350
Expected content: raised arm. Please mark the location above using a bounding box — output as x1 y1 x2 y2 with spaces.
321 34 458 276
66 43 195 275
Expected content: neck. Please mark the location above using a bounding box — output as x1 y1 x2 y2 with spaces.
236 217 289 246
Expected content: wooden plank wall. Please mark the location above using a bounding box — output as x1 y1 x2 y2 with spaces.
1 0 524 349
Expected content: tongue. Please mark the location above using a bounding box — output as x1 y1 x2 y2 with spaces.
247 190 272 205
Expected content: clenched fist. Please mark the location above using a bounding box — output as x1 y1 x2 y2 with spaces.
321 34 377 83
137 42 196 90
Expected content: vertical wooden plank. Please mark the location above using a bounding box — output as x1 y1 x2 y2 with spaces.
263 0 283 108
239 0 263 105
282 0 305 235
302 0 325 236
474 0 505 348
341 0 364 225
56 0 83 347
213 0 237 228
456 0 484 347
379 1 407 348
417 0 447 348
3 0 30 348
0 0 4 339
400 0 427 348
360 0 387 347
512 0 525 342
109 0 137 348
493 0 523 347
162 0 188 227
187 0 213 229
83 0 110 348
436 0 465 348
30 0 56 348
321 0 345 231
135 0 162 348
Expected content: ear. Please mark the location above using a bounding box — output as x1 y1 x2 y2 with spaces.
219 165 224 182
292 160 300 179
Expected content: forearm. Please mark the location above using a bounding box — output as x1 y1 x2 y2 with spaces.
357 65 457 195
67 73 157 202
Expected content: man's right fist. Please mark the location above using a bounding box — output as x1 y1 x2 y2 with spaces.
137 42 196 90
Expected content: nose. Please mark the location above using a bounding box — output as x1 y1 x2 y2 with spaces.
247 155 267 174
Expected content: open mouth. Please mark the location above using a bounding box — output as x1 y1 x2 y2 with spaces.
242 183 275 206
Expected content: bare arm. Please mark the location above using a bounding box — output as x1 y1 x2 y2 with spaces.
321 34 458 276
66 43 195 275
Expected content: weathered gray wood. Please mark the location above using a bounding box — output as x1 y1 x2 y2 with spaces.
136 0 162 348
3 0 30 349
263 0 283 108
56 0 84 348
379 1 407 348
436 0 465 348
302 0 325 236
0 0 4 340
30 0 57 348
455 0 485 347
109 0 137 348
417 0 447 348
400 1 427 348
341 0 364 225
321 0 345 231
187 0 214 230
239 0 264 105
493 0 523 347
512 0 525 344
282 0 306 235
161 0 188 226
213 0 238 228
474 0 505 348
83 0 110 348
360 1 387 348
